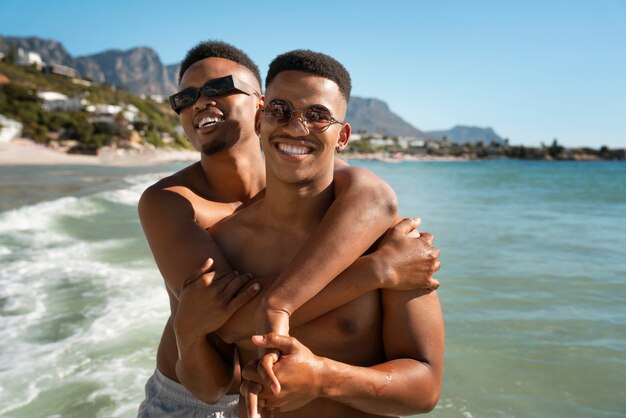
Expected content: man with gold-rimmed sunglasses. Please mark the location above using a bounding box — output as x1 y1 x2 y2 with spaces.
176 48 443 418
138 41 441 418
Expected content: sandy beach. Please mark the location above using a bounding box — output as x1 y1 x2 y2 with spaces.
0 138 472 167
0 138 199 166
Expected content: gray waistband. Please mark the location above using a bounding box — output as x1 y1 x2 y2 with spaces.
152 368 239 409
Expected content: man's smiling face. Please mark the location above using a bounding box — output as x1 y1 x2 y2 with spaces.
260 70 349 186
177 57 261 156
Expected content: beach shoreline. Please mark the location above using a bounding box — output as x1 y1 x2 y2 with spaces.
0 139 471 167
0 138 200 166
344 152 469 163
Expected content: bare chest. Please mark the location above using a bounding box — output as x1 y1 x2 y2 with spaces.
212 223 309 276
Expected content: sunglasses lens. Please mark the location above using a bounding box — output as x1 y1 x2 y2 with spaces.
263 100 339 132
201 77 231 97
305 105 333 131
171 89 199 111
265 100 292 125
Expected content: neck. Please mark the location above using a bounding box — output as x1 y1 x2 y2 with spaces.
200 139 266 203
261 173 334 231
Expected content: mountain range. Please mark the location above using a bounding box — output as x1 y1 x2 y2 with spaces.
425 125 505 144
0 35 179 95
0 35 503 142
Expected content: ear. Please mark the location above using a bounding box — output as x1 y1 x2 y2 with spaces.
336 122 351 152
254 95 265 137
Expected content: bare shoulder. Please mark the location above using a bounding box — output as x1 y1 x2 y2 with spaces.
333 163 395 196
140 161 205 201
139 162 234 228
333 163 375 181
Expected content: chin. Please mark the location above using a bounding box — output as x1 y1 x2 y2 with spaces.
201 139 230 155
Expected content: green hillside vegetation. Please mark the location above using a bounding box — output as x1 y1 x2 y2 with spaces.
344 136 624 161
0 60 188 152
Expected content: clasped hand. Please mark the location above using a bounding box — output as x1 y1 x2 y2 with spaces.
241 333 323 417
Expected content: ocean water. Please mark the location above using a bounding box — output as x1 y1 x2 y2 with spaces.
0 160 624 418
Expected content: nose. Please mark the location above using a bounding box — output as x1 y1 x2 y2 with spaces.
193 94 217 111
284 110 310 135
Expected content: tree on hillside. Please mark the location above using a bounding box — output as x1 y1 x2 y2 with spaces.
6 46 17 65
548 138 564 158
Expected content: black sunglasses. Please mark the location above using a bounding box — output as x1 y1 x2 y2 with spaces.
261 99 344 133
169 75 259 114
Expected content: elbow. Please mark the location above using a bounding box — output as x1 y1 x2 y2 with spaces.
413 375 442 414
403 390 439 415
344 166 398 218
364 170 398 219
419 392 440 413
403 364 442 415
371 184 398 226
379 184 398 218
197 391 228 406
182 382 230 406
175 363 231 405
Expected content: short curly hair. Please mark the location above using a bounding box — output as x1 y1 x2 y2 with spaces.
178 40 261 87
266 50 351 102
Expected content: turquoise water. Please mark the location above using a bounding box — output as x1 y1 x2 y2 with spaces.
1 160 624 417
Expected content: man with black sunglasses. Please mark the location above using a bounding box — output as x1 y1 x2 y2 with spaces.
138 41 441 417
175 49 443 417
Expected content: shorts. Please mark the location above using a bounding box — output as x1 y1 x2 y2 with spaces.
138 368 239 418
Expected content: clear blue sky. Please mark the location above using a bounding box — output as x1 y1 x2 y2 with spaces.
1 0 625 147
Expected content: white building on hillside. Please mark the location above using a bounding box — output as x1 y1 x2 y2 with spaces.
44 63 78 78
122 104 140 123
37 91 84 112
85 104 123 125
369 138 396 148
0 114 23 147
17 48 43 70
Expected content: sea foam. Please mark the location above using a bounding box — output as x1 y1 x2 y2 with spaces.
0 177 169 417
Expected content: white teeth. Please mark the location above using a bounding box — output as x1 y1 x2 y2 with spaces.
277 143 312 155
198 116 221 128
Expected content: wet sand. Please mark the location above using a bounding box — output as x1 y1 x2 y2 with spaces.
0 139 198 166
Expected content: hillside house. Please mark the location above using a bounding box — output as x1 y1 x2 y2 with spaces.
122 104 140 123
44 63 78 78
0 114 23 145
85 104 123 125
369 138 396 148
85 103 140 125
17 48 43 70
397 136 424 149
37 91 84 112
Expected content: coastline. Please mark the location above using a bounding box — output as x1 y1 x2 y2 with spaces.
344 152 469 163
0 139 469 167
4 139 617 167
0 138 199 166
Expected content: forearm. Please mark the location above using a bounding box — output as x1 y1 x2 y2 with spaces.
175 331 235 404
259 167 397 329
224 256 385 338
289 254 383 327
218 258 381 342
319 358 440 415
